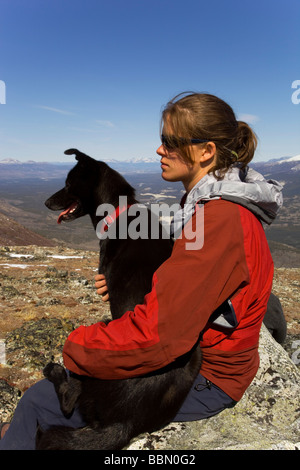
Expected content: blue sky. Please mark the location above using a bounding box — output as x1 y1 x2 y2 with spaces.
0 0 299 163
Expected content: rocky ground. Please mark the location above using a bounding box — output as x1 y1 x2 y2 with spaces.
0 245 111 396
128 325 300 450
0 244 299 448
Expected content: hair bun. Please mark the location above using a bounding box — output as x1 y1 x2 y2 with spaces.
235 121 257 166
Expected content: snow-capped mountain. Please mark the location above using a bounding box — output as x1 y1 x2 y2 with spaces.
0 154 299 180
275 155 300 164
252 154 300 175
0 158 22 164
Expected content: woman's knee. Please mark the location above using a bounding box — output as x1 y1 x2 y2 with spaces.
20 379 55 410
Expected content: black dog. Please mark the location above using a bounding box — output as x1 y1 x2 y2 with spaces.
36 149 202 450
37 149 286 449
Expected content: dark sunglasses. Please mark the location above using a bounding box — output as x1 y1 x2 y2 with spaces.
161 134 210 150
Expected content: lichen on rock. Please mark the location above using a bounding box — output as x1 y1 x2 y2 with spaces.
5 317 74 370
0 379 21 423
127 326 300 450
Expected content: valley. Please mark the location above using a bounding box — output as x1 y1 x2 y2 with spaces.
0 155 299 265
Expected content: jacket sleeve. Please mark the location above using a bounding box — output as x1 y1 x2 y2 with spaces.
63 201 250 379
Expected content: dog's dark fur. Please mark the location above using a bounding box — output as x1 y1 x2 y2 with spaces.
36 149 202 450
263 292 286 344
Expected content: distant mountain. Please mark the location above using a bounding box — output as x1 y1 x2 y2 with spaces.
251 155 299 198
1 153 299 177
252 154 300 175
276 155 300 163
0 156 160 165
0 156 161 179
0 152 299 253
0 153 298 196
107 157 161 174
0 160 72 180
0 158 22 164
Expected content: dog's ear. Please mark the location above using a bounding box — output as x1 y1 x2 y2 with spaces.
64 148 88 161
64 148 95 165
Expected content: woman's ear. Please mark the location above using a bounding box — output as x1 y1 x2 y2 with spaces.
199 142 216 163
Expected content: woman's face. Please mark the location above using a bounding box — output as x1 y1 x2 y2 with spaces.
156 122 216 192
156 142 195 187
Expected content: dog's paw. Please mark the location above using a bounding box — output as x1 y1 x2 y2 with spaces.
43 362 68 383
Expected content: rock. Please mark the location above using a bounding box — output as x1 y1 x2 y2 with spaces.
0 379 21 423
127 325 300 450
5 318 74 371
1 285 20 298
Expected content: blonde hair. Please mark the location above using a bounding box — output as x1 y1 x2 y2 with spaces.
161 92 257 178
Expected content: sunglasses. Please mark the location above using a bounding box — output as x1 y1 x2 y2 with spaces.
161 134 210 150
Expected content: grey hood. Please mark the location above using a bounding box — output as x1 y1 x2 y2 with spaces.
171 163 283 238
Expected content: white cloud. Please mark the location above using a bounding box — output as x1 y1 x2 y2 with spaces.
35 105 76 115
237 114 260 124
67 126 100 133
96 120 115 128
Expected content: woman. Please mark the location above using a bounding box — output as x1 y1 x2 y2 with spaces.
0 92 283 449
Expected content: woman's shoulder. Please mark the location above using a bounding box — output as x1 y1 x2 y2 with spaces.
202 198 241 218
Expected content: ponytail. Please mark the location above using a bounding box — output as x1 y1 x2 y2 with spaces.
234 121 257 167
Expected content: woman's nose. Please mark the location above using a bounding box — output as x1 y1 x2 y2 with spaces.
156 144 166 156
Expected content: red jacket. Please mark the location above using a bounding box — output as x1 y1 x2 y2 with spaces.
63 199 274 401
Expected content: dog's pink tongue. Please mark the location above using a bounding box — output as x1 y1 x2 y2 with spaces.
57 203 77 224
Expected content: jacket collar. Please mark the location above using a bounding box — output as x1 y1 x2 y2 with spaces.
171 164 283 238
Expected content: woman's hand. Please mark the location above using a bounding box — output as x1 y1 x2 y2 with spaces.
95 274 109 302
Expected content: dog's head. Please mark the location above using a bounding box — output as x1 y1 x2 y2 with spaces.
45 148 105 224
